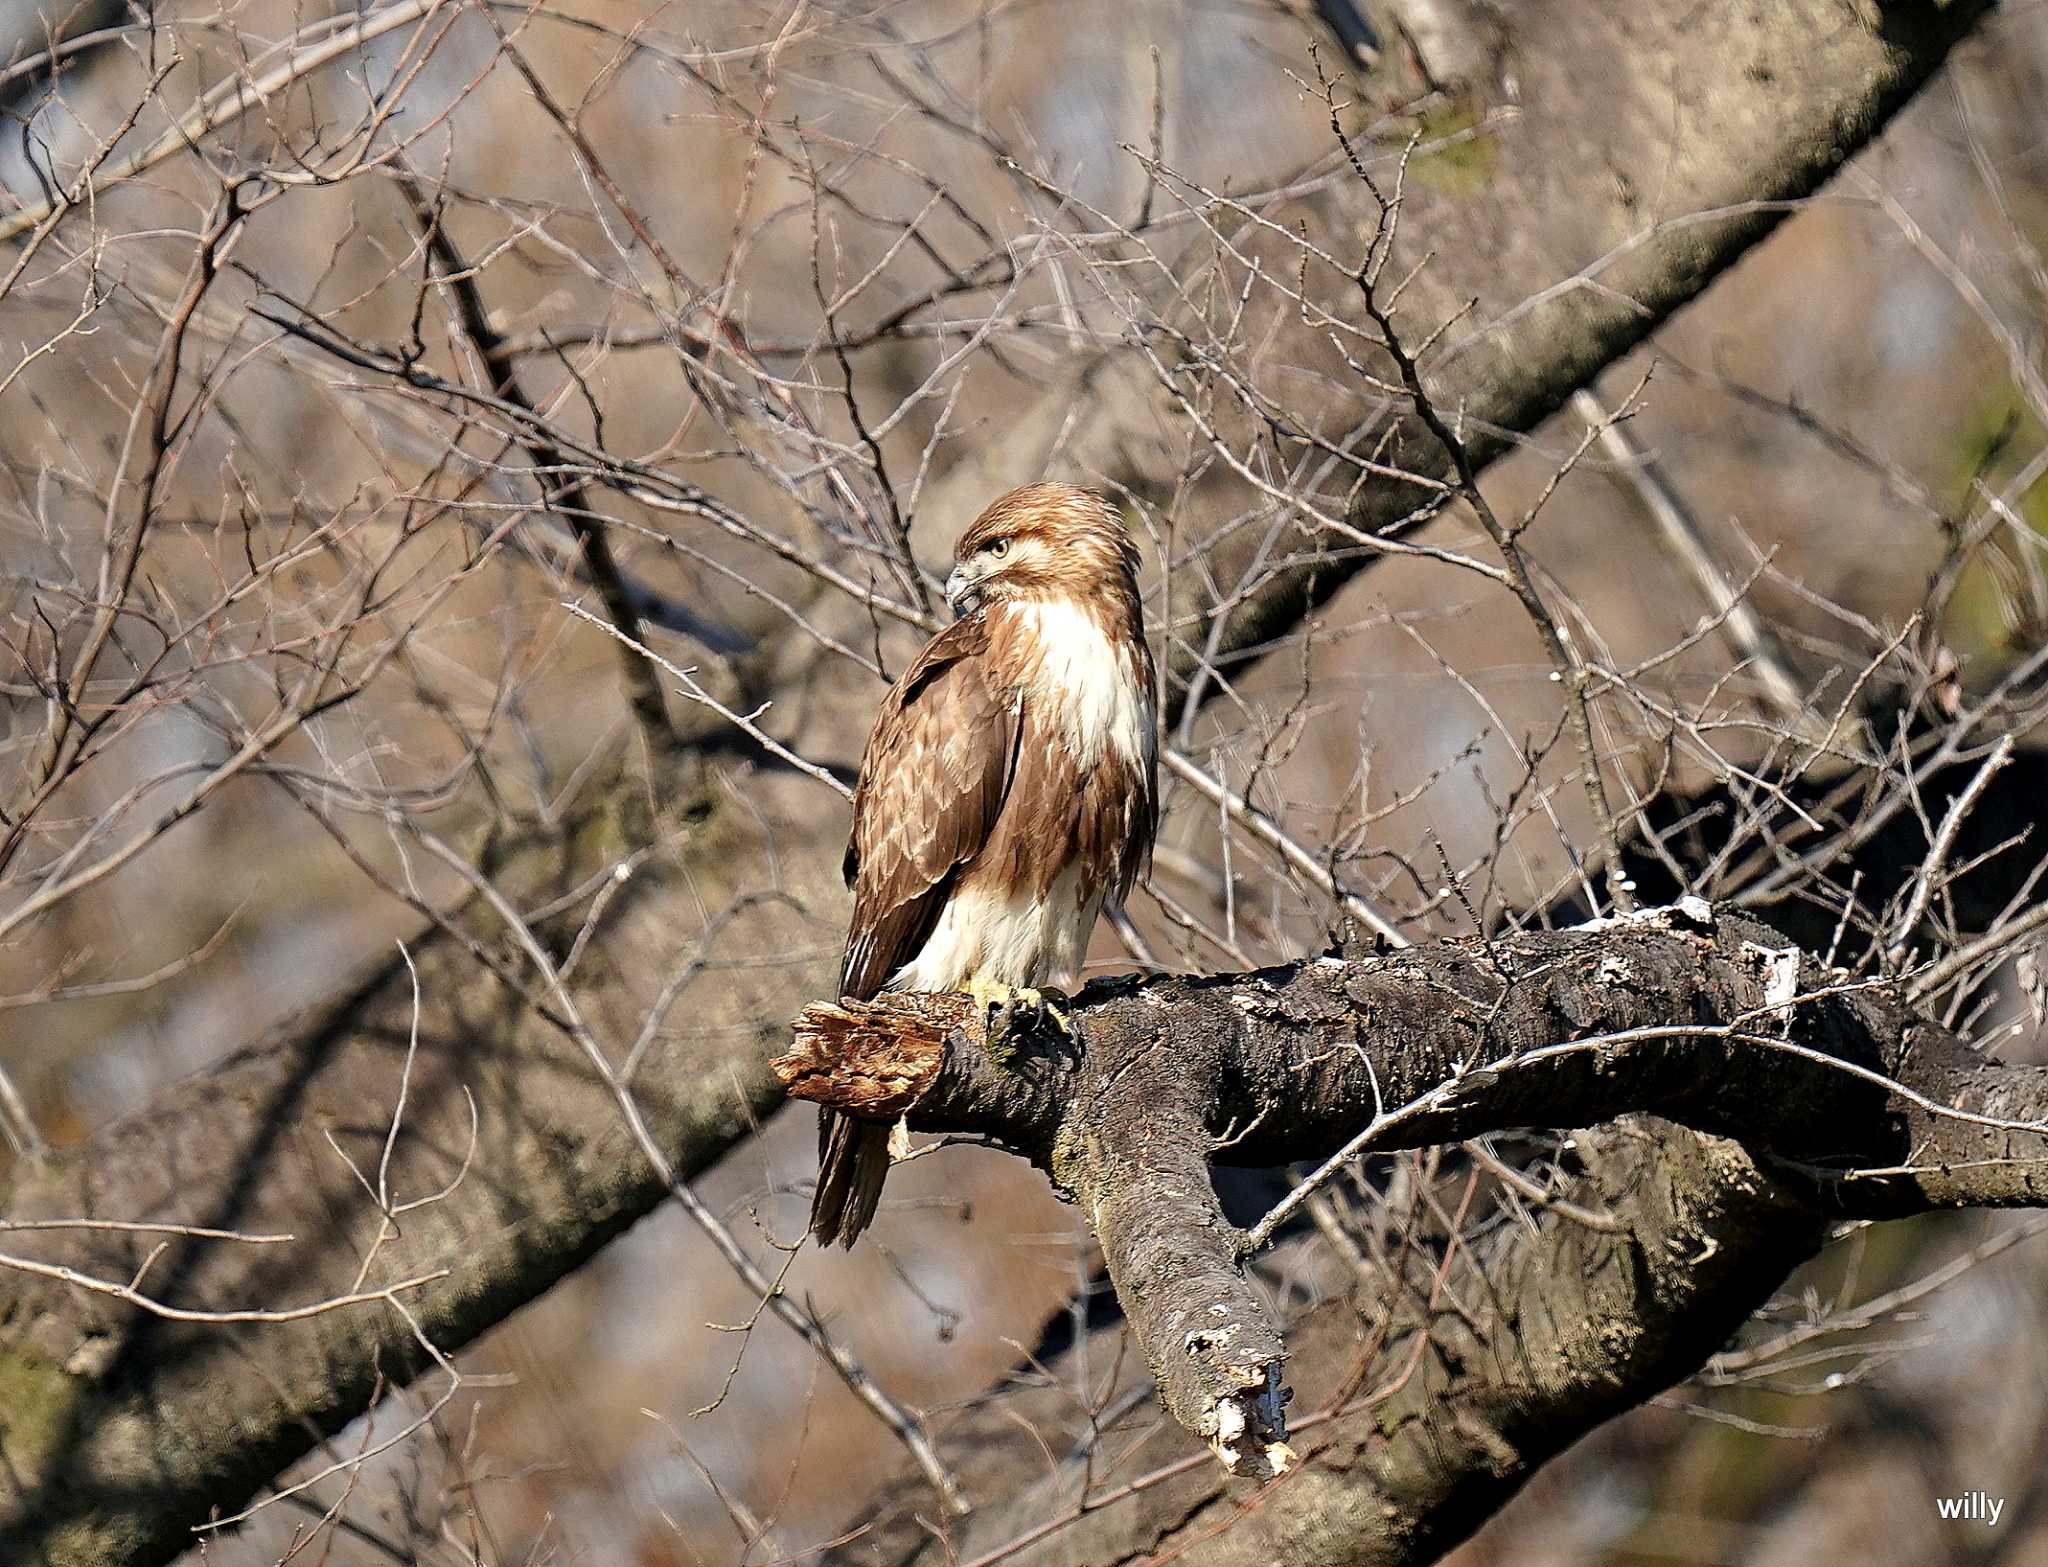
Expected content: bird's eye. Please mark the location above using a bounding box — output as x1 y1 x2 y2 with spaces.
987 537 1010 558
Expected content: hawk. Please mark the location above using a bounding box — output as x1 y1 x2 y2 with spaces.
810 483 1159 1247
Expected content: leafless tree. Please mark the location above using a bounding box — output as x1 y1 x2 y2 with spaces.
4 3 2048 1565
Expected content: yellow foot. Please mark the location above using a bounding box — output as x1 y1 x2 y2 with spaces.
962 979 1072 1061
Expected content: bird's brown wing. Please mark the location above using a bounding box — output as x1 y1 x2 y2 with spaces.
839 615 1021 1001
814 618 1019 1249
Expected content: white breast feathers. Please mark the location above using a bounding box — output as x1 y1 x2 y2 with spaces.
1010 599 1151 767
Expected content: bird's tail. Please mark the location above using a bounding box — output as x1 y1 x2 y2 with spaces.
810 1110 890 1247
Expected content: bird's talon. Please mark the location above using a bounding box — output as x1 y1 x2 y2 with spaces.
964 980 1074 1064
1025 986 1074 1037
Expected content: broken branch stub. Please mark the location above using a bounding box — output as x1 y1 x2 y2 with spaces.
780 985 1300 1478
779 992 963 1119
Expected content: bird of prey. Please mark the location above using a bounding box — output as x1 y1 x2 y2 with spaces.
810 483 1160 1247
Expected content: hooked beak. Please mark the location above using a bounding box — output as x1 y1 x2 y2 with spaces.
944 564 983 618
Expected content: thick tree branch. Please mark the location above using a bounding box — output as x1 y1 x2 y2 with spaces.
818 746 2048 1567
788 900 2048 1465
843 1121 1824 1567
798 900 2048 1565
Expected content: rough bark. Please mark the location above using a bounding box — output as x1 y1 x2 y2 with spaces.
784 904 2048 1489
847 1123 1823 1567
808 900 2047 1567
0 3 2002 1564
817 744 2048 1567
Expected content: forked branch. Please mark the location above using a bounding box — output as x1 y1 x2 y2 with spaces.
779 902 2048 1471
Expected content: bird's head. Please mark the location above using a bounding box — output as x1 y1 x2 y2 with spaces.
944 483 1141 619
